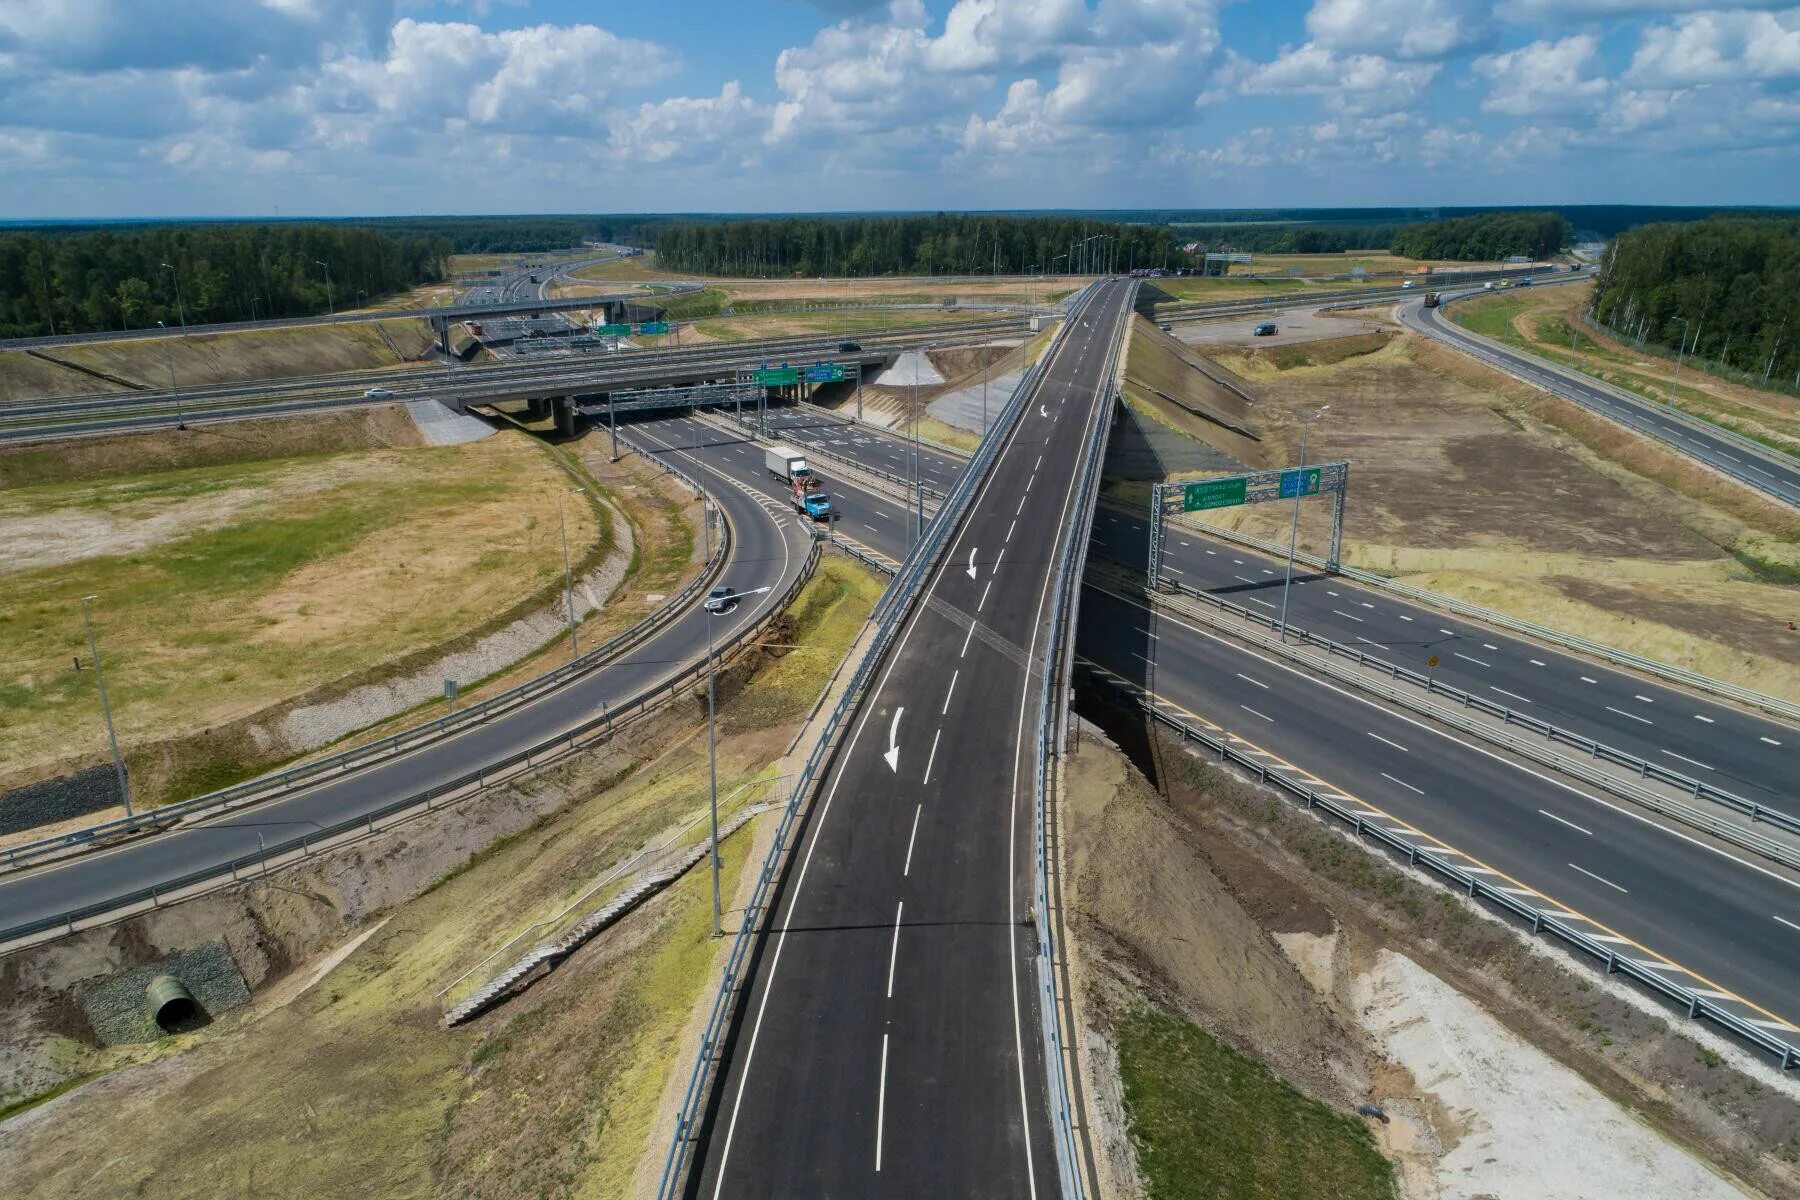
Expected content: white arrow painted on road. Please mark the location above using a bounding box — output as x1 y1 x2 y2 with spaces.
966 547 978 579
884 707 904 773
1039 404 1048 418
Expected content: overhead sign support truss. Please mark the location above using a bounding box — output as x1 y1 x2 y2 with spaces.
1147 460 1350 586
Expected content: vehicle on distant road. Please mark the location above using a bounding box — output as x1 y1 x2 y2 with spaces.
1253 322 1278 336
765 444 811 484
1422 293 1440 309
1482 281 1495 290
1518 277 1534 287
837 341 861 353
1401 280 1416 289
363 387 395 399
704 585 738 614
790 477 831 520
1158 321 1173 332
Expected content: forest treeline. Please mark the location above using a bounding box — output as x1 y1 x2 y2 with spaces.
1592 216 1800 388
0 224 450 338
650 215 1181 277
1388 211 1570 261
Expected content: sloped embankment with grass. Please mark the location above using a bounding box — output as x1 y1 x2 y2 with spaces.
0 415 613 808
1181 327 1799 699
0 559 883 1200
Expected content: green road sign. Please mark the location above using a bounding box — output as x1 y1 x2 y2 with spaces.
597 323 632 336
752 367 800 386
636 320 670 335
1183 476 1247 511
1278 466 1321 499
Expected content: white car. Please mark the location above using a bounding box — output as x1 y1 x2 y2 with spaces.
1401 281 1415 290
363 387 395 399
703 586 738 614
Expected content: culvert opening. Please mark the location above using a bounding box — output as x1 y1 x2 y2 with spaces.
146 974 201 1032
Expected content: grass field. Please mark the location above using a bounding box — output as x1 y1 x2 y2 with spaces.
0 428 602 799
1176 329 1800 698
1451 285 1800 455
0 560 883 1200
683 308 1001 343
1147 276 1374 302
0 319 436 403
1117 1005 1395 1200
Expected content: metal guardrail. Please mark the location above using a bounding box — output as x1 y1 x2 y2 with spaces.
1157 573 1800 837
0 457 730 878
1127 573 1800 869
1082 665 1799 1073
1425 290 1798 507
1033 280 1134 1200
653 283 1099 1200
1166 514 1800 724
0 536 822 947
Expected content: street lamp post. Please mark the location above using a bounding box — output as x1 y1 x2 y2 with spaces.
1668 315 1691 411
702 499 723 937
315 259 334 316
80 595 130 816
159 262 187 336
1277 404 1330 641
155 320 185 429
557 487 586 659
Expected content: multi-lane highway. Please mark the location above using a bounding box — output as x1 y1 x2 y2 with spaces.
1093 510 1796 810
687 278 1134 1196
1404 291 1800 506
0 417 814 940
649 385 1799 1067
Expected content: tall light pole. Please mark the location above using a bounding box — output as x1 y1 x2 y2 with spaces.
1667 315 1690 411
315 259 334 316
159 262 187 336
155 320 185 429
1277 404 1330 641
702 497 723 937
80 595 130 816
249 295 261 323
557 487 586 659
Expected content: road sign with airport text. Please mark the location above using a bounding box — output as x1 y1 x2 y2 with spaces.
752 367 801 386
597 323 633 336
1181 477 1248 511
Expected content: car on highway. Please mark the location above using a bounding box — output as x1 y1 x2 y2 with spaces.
703 586 739 614
837 341 862 353
1401 280 1416 289
1253 322 1278 336
363 387 395 399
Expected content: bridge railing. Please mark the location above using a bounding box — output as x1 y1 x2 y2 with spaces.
1033 279 1134 1200
652 282 1101 1200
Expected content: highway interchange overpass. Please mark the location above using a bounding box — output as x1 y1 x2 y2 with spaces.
1 271 1796 1197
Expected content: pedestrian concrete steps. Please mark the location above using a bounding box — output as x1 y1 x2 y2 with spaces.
444 806 764 1025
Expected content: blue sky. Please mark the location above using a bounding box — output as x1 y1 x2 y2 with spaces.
1 0 1796 218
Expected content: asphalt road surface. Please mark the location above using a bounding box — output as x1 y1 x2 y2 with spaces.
689 278 1135 1197
0 422 813 939
677 397 1800 1064
1088 508 1797 813
1405 295 1800 507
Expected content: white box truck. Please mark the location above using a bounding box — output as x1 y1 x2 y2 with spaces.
766 445 810 483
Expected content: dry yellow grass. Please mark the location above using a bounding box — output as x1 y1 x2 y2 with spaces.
0 428 603 797
1181 329 1799 698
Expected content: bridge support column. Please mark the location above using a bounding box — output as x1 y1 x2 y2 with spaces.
526 396 548 421
431 315 450 354
553 397 578 438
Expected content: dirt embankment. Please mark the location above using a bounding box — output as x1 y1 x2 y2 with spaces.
1175 327 1799 699
1064 711 1799 1199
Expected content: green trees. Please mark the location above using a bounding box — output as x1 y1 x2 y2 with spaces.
649 215 1180 277
0 224 451 338
1389 211 1570 261
1592 216 1800 388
